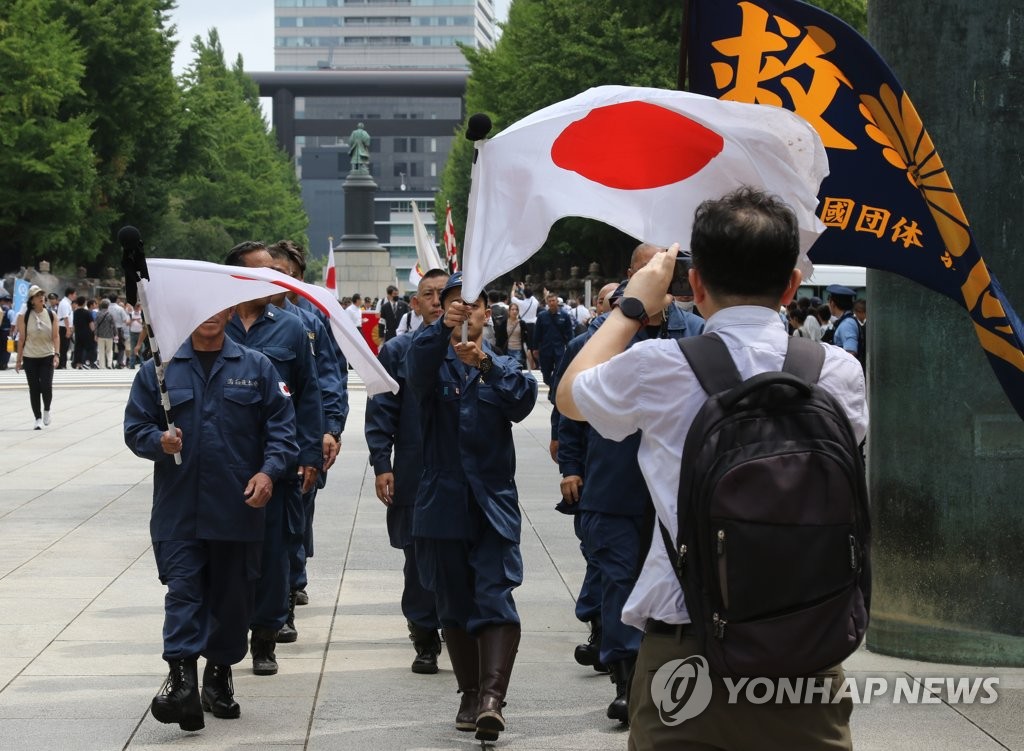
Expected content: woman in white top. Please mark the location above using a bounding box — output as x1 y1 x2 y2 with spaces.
15 285 59 429
504 302 528 370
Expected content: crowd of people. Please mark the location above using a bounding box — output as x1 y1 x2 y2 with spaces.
4 186 870 750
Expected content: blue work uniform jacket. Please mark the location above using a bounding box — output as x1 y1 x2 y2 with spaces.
294 296 349 435
225 304 323 469
284 299 347 447
407 318 538 542
364 332 422 508
123 338 298 543
534 308 575 358
553 306 704 517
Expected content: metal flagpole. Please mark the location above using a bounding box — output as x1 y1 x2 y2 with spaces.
135 283 181 465
118 225 181 466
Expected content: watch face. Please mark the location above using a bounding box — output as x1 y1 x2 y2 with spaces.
620 297 645 321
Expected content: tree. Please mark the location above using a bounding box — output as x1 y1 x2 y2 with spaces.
0 0 98 270
159 32 307 262
57 0 180 268
438 0 868 284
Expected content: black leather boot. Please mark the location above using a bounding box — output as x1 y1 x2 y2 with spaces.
442 628 479 732
475 623 520 742
201 662 240 719
408 621 442 674
607 656 636 724
574 619 609 673
250 628 279 675
151 657 204 731
276 591 298 643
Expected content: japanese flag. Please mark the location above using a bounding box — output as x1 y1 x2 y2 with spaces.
459 85 829 301
139 259 399 396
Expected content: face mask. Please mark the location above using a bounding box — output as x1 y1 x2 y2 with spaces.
675 300 695 313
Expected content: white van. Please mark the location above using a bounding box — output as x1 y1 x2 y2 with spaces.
798 264 866 300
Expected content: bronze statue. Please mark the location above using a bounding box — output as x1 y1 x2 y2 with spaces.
348 123 371 172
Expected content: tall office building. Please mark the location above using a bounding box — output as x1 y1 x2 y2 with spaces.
273 0 497 290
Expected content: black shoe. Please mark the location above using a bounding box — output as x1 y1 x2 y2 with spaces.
276 591 298 643
574 619 609 673
408 621 441 675
294 588 309 606
250 628 279 675
606 657 635 724
201 663 240 719
151 657 204 731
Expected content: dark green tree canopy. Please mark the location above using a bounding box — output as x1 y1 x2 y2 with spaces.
156 32 307 263
0 0 98 262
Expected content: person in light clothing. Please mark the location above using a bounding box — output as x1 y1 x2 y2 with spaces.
557 187 866 751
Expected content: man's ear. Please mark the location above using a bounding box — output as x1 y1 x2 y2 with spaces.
780 268 803 306
690 268 708 306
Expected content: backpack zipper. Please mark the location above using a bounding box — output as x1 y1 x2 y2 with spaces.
713 612 727 638
716 529 729 610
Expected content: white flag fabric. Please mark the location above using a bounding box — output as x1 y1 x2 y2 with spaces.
460 85 829 302
141 259 398 396
411 201 446 274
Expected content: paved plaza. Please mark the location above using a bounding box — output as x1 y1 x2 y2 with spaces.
0 367 1021 750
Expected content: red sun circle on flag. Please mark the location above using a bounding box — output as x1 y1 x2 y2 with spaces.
551 101 725 190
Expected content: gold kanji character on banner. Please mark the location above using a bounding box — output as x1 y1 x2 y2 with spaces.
710 1 855 149
855 205 891 238
891 217 924 248
820 197 856 230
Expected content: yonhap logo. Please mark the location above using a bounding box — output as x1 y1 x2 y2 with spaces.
651 655 714 725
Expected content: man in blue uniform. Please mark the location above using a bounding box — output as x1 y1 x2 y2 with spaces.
365 268 449 674
265 241 348 638
224 241 323 676
124 308 297 730
532 292 574 385
553 257 704 725
407 273 538 742
827 284 862 362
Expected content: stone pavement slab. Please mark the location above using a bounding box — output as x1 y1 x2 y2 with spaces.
0 373 1021 750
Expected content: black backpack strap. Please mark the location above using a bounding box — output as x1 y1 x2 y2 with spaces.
678 333 742 395
781 335 826 384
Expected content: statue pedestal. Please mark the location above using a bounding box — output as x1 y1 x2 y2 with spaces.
334 170 394 300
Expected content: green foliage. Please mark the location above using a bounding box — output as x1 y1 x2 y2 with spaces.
158 32 308 262
56 0 180 265
438 0 869 284
0 0 98 264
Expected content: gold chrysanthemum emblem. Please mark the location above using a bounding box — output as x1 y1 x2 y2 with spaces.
859 84 971 257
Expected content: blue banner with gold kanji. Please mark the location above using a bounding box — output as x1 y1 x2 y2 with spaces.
688 0 1024 419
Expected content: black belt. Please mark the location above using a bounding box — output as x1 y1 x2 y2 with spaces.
644 618 692 637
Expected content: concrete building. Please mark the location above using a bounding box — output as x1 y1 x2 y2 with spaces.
272 0 497 291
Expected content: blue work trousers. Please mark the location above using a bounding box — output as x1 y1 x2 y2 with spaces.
573 513 601 623
415 505 522 635
253 480 299 631
288 486 317 592
153 539 260 665
578 510 644 664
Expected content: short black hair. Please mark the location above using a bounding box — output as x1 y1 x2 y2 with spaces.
225 240 267 267
269 239 306 275
690 186 799 301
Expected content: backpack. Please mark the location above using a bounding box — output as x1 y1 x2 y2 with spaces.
490 304 509 354
661 333 870 678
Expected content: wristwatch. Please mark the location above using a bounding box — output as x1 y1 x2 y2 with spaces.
618 297 649 327
478 354 493 375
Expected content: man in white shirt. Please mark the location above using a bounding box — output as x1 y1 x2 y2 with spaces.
56 287 74 368
557 187 866 751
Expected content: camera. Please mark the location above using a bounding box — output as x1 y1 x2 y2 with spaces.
669 253 693 297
